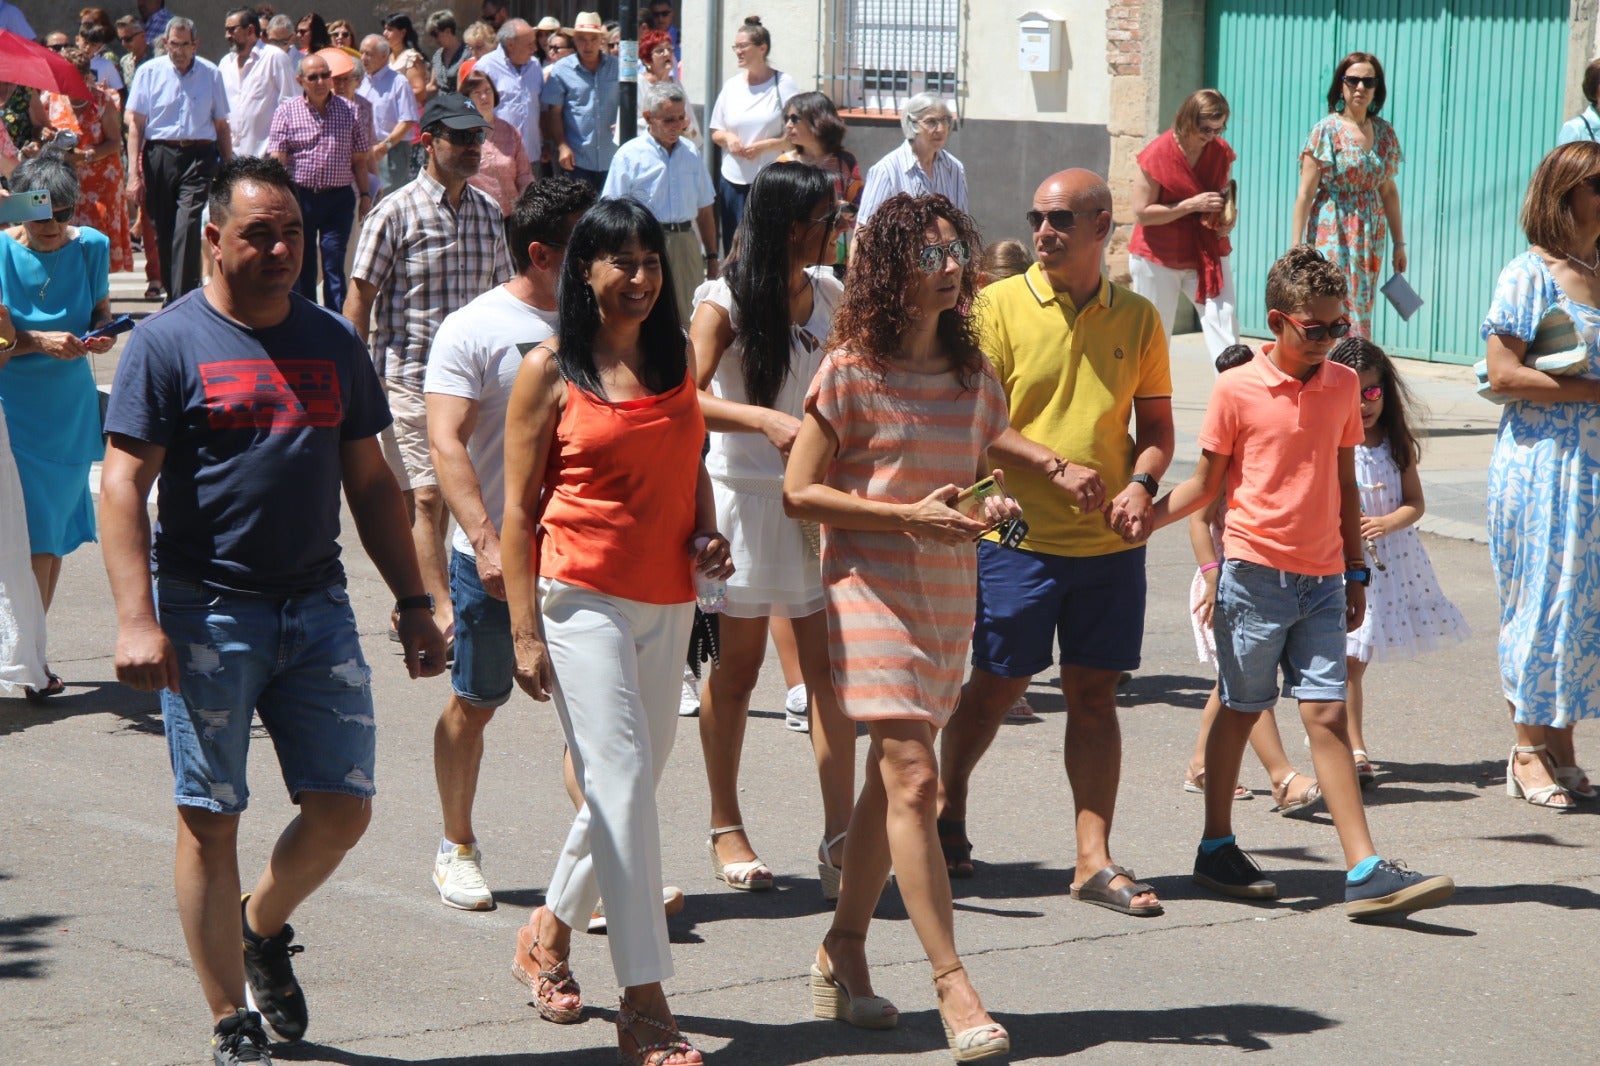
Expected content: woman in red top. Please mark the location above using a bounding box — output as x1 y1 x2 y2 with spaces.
502 199 731 1066
1128 88 1239 359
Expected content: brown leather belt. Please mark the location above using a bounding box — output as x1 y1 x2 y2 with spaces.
148 139 212 148
660 220 694 232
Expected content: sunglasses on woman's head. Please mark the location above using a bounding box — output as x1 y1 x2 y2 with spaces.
1279 313 1353 341
1342 75 1377 89
917 239 971 273
1360 384 1384 402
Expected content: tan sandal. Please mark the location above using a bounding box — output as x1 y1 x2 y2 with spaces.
811 930 898 1029
1271 771 1324 818
615 997 701 1066
512 910 583 1024
932 963 1009 1063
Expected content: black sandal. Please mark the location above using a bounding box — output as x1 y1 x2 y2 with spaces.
937 817 974 879
24 672 64 702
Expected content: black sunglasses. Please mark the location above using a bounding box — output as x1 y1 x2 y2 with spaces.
302 72 330 81
438 127 488 146
1279 313 1353 341
1342 75 1377 89
48 42 67 51
1025 208 1102 232
118 32 140 43
50 205 75 222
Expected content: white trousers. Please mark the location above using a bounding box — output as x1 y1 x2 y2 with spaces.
540 578 695 987
1128 253 1240 361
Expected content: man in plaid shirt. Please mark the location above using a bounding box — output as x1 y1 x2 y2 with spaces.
346 92 511 646
268 52 372 310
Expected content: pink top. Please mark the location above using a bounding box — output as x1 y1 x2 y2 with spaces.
1197 346 1363 575
468 116 534 216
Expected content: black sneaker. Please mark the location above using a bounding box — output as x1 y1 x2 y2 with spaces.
1193 842 1279 899
1344 859 1454 919
241 896 308 1043
212 1009 272 1065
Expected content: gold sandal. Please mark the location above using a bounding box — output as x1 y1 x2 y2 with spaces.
615 996 701 1066
932 962 1009 1063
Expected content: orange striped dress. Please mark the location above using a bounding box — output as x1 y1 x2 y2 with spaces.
805 349 1010 725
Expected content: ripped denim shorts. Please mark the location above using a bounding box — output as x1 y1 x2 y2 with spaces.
156 575 377 814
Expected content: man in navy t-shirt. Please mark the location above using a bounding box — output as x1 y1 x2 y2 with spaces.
100 157 446 1066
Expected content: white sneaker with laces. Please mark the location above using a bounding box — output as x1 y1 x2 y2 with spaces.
433 843 494 911
588 885 686 932
680 667 701 717
784 684 809 733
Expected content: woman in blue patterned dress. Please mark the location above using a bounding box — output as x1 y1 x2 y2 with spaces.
1482 142 1600 810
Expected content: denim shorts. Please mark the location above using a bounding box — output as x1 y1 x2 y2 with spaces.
449 548 515 708
971 541 1146 677
1213 559 1348 712
156 576 377 815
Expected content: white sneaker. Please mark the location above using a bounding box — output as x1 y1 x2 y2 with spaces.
680 667 701 717
433 843 494 910
588 885 686 933
784 684 809 733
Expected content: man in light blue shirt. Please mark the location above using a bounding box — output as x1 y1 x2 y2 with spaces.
541 12 618 191
602 81 717 321
358 35 421 194
1558 60 1600 146
126 17 233 303
857 91 968 228
474 19 543 171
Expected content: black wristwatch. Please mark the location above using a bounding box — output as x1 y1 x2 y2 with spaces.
395 593 435 614
1129 473 1159 496
1344 567 1371 587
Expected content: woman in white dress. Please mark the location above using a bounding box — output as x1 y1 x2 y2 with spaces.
0 303 49 696
689 162 855 899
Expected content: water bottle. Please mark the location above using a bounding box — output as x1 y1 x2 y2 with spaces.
694 570 726 614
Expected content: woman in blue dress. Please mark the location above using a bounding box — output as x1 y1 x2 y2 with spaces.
1482 141 1600 810
0 157 116 699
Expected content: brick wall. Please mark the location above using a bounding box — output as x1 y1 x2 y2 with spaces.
1104 0 1156 283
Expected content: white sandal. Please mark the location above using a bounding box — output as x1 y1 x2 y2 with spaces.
817 831 846 902
709 824 773 891
1554 765 1598 800
1508 745 1575 808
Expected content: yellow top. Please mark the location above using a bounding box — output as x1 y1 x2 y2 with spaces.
974 264 1171 557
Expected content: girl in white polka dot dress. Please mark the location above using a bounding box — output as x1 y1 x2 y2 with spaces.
1332 338 1469 785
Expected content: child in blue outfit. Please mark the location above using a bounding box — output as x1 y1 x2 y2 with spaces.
1151 245 1454 919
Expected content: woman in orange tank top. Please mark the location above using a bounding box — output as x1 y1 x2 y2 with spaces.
501 199 731 1066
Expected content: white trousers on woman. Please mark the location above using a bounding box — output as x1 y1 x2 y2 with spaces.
539 578 695 988
1128 253 1239 361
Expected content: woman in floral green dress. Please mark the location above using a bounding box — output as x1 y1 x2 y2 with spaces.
1291 52 1406 337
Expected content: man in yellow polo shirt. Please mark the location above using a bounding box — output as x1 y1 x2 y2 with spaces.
937 169 1174 917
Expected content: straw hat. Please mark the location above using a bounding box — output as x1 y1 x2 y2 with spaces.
569 11 606 35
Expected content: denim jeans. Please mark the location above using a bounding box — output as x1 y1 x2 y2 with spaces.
1213 559 1349 712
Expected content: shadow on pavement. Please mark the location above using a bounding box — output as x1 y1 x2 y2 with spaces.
0 881 63 980
279 1001 1337 1064
0 682 160 738
1117 673 1216 710
1448 881 1600 910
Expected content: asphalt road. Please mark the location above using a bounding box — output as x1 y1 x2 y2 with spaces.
4 514 1598 1065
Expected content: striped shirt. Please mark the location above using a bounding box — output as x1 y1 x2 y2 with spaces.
350 170 512 386
857 140 968 227
268 94 371 190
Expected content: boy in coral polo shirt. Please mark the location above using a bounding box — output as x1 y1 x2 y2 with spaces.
1151 245 1454 920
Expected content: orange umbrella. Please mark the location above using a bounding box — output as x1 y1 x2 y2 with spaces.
0 29 92 101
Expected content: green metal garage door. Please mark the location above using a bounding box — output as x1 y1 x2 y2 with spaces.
1206 1 1566 363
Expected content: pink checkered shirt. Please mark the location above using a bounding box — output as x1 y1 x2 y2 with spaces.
267 94 371 191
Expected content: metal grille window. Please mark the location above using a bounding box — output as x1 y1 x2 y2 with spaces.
819 0 961 116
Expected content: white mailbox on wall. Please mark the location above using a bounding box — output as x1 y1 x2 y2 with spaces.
1018 10 1064 73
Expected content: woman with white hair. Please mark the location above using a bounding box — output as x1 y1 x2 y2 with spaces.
856 92 966 228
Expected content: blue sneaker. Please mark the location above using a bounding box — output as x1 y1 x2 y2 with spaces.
1344 859 1454 919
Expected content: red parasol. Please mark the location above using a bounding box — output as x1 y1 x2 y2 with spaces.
0 29 92 101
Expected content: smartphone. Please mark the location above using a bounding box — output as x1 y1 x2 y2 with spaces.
952 475 1000 520
82 314 135 342
0 190 51 224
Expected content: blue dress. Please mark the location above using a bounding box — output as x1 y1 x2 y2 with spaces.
0 227 108 557
1483 251 1600 727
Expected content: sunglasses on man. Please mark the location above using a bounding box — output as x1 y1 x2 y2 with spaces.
1025 208 1103 232
437 127 488 147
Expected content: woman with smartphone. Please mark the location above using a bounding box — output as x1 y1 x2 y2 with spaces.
0 157 115 700
783 192 1014 1060
689 162 855 900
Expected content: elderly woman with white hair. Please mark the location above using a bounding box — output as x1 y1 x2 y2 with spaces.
856 92 966 228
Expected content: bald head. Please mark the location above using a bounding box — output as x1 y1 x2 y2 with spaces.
1035 169 1112 213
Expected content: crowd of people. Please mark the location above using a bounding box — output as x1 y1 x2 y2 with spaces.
0 10 1597 1064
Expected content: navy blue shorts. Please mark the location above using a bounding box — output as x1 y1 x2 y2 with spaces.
449 548 515 708
971 540 1146 677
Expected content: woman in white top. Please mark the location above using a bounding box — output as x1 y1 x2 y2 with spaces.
709 16 800 255
689 162 856 901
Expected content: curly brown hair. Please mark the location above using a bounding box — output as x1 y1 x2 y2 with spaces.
831 193 985 385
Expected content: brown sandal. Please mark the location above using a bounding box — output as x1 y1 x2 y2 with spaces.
616 997 701 1066
511 910 583 1024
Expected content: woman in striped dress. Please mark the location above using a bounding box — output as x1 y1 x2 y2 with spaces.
783 192 1013 1061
